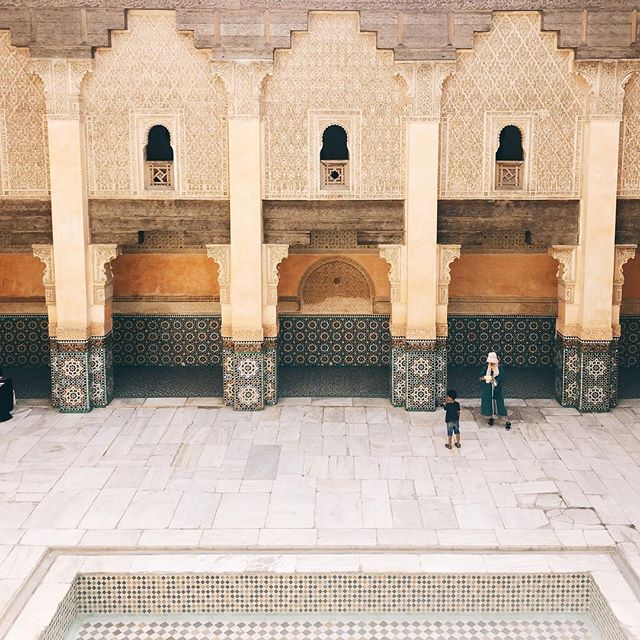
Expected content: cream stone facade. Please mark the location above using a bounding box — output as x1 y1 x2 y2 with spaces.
0 7 639 412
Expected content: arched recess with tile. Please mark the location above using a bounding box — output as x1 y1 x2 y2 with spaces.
276 253 392 398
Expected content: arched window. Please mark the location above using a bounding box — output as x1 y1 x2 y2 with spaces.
496 125 523 161
144 125 174 189
495 125 524 189
320 125 349 189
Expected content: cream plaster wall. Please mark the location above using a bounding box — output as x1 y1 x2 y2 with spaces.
112 254 219 298
449 253 558 299
262 12 408 200
83 11 228 199
0 32 49 196
440 12 587 199
0 255 45 299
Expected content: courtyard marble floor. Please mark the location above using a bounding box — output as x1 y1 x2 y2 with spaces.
1 396 640 633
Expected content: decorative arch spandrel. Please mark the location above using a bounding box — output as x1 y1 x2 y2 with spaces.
0 32 49 196
262 11 409 200
440 12 587 199
83 11 228 198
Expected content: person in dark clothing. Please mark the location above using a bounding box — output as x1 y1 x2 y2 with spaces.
443 389 461 450
479 351 511 430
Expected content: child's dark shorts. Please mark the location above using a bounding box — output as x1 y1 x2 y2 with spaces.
447 421 460 437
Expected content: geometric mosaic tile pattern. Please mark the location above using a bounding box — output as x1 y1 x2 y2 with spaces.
0 314 49 366
279 316 391 367
112 315 222 366
619 316 640 367
555 334 617 412
391 339 447 411
69 618 598 640
448 316 555 367
51 339 92 412
75 573 592 614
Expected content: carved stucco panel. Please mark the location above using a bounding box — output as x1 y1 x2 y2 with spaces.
0 33 49 195
548 244 577 304
437 244 461 305
91 244 121 305
613 244 637 304
32 244 55 305
618 65 640 195
206 244 231 304
83 11 228 198
262 11 409 200
440 12 586 199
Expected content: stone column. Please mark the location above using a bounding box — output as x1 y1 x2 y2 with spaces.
611 244 637 403
30 59 110 412
88 244 120 407
553 61 634 411
262 244 288 405
390 62 454 410
32 244 59 406
214 61 272 410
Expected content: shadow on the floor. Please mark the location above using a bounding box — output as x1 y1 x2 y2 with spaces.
2 366 51 399
279 366 390 398
447 366 555 399
114 366 223 398
619 367 640 399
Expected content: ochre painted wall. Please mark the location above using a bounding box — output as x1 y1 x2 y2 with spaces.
112 254 219 297
278 253 391 299
449 253 558 299
0 255 45 298
623 255 640 299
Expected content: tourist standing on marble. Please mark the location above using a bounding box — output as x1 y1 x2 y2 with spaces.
443 389 461 450
480 352 511 430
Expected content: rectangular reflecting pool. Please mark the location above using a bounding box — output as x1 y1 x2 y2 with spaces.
40 573 627 640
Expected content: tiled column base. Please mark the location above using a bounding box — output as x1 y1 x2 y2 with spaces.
555 333 618 412
50 335 114 412
222 340 272 411
391 338 447 411
89 334 114 408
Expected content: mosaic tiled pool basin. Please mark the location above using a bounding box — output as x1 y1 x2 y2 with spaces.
41 573 627 640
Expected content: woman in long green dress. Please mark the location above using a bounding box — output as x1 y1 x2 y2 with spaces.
480 352 511 429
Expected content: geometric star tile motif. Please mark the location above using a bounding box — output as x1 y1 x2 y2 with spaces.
71 618 597 640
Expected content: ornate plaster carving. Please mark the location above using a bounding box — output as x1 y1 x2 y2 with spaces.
618 67 640 196
548 244 577 303
32 244 55 305
206 244 231 305
263 244 289 306
262 11 408 199
440 13 585 199
394 61 454 120
83 12 227 197
29 58 92 119
378 244 403 304
0 33 49 196
437 244 461 305
91 244 121 305
576 60 637 121
212 60 272 119
613 243 637 304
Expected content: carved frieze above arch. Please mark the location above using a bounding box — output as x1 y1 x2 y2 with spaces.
91 244 121 305
32 244 55 305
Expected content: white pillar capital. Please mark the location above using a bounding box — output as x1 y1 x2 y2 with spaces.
29 58 92 120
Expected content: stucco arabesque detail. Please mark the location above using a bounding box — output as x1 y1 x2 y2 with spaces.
576 60 637 121
29 58 92 119
548 244 577 304
212 60 273 119
263 244 289 307
437 244 461 305
394 61 455 121
378 245 403 305
613 244 637 304
91 244 121 305
206 244 231 304
32 244 55 305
